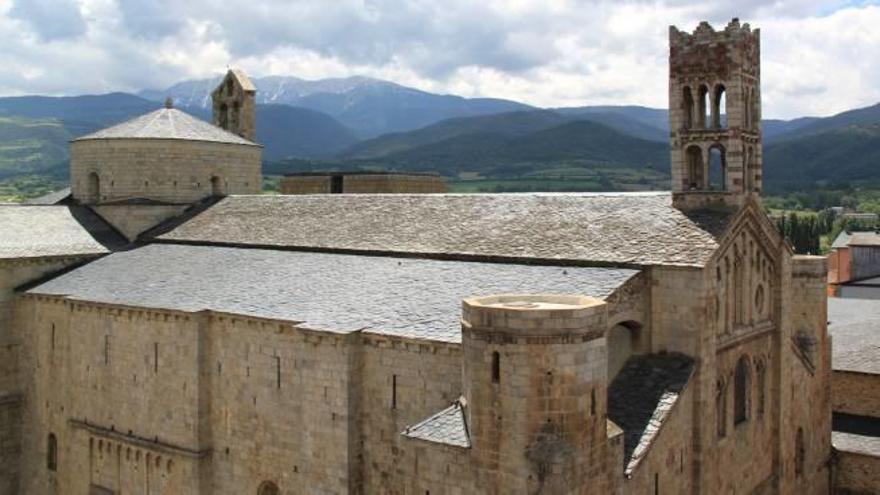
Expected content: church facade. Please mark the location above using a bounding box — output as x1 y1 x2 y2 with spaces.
1 19 837 494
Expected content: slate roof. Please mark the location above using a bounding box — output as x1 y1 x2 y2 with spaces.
847 276 880 287
0 205 126 259
23 187 71 205
402 401 470 448
832 431 880 457
230 69 256 92
73 108 258 146
156 193 732 267
831 231 852 249
828 297 880 374
607 353 695 475
27 244 637 342
848 232 880 247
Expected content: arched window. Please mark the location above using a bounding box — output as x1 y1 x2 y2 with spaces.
733 253 744 325
716 379 727 437
685 146 704 190
47 433 57 471
698 85 709 128
795 428 805 476
734 356 750 425
86 172 100 203
226 78 234 96
219 103 229 129
713 84 726 128
258 480 280 495
683 86 694 129
491 351 500 384
211 176 223 197
707 144 726 191
756 359 766 418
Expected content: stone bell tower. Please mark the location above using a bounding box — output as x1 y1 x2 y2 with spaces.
669 18 761 210
212 69 257 142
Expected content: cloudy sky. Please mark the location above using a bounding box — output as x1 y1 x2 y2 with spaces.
0 0 878 118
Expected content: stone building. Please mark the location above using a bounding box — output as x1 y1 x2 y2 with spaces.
827 297 880 493
828 231 880 299
280 171 446 195
0 20 843 494
669 18 762 210
69 71 262 241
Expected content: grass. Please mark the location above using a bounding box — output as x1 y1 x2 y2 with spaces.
0 175 66 202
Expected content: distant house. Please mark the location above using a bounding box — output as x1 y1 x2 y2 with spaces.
842 212 879 223
829 231 880 298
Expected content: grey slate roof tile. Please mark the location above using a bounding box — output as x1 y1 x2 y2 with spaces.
0 205 124 259
73 108 257 146
832 431 880 457
828 297 880 374
402 401 470 448
23 187 71 205
607 353 695 476
27 244 637 343
157 193 731 267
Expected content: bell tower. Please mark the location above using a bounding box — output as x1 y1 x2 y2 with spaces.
212 69 257 142
669 19 761 210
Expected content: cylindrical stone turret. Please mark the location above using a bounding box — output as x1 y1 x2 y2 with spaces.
461 294 611 493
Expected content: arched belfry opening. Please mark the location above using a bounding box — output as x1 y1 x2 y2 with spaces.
683 86 694 129
86 172 101 203
218 103 229 129
698 85 709 129
713 85 726 128
232 101 241 132
708 144 727 191
685 145 704 190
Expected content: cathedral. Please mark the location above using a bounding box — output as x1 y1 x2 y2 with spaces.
0 19 837 494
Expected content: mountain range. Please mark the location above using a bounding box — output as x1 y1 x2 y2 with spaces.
139 75 531 139
1 74 880 195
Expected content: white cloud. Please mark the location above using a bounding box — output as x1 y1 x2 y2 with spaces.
0 0 879 118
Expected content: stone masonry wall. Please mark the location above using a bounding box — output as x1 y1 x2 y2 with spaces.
0 256 99 495
713 333 777 493
70 139 261 204
91 204 188 242
17 297 204 494
624 379 695 494
205 315 355 493
834 450 880 495
780 255 832 495
832 372 880 418
280 174 447 195
16 293 362 494
359 333 462 493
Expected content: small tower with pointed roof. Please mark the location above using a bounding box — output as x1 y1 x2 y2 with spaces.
212 69 257 142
